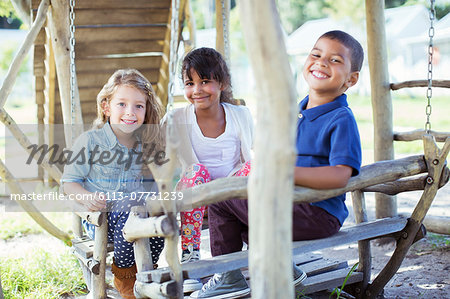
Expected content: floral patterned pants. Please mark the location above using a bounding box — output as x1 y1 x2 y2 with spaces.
178 161 251 250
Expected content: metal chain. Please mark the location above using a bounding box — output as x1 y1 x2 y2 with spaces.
167 0 180 141
69 0 76 139
425 0 435 133
221 0 230 65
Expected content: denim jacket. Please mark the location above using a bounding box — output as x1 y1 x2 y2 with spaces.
61 122 156 196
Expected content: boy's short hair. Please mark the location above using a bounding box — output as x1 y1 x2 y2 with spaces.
319 30 364 72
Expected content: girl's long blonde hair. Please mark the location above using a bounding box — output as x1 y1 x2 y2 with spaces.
93 69 164 143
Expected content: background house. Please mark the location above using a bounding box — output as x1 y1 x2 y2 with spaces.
286 4 449 97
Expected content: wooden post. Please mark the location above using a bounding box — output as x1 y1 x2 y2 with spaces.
11 0 31 26
47 0 83 147
215 0 230 64
351 190 371 296
131 207 154 274
184 0 196 52
239 1 297 298
365 0 397 219
91 213 108 299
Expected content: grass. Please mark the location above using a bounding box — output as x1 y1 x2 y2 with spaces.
0 210 73 240
0 248 87 298
349 93 449 157
424 232 450 250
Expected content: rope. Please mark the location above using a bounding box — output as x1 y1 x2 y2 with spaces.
425 0 435 134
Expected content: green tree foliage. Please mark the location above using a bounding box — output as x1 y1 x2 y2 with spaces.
276 0 330 34
324 0 365 26
0 0 22 28
0 0 15 17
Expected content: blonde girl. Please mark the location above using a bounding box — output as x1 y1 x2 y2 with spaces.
62 69 164 299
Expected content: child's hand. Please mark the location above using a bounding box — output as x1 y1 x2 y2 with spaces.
84 192 107 212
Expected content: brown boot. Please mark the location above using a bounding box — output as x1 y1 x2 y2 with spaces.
111 260 137 299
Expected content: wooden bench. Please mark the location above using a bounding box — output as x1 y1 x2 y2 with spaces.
75 135 449 298
121 135 449 298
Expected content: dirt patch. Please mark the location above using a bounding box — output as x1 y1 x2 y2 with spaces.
319 236 450 298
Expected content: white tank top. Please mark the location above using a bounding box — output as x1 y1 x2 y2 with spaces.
189 104 241 180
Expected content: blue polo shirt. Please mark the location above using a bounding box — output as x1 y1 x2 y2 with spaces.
296 94 361 225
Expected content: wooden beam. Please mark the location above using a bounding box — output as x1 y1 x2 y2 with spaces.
352 190 371 292
75 26 167 42
184 0 196 52
75 70 160 88
131 206 155 274
390 79 450 90
74 8 170 26
145 3 185 295
239 1 297 298
301 267 363 295
123 214 175 242
92 213 108 299
0 108 62 181
365 0 397 219
423 215 450 235
75 40 165 59
47 0 83 146
366 136 450 298
394 129 450 142
159 155 427 214
11 0 31 26
0 158 71 244
137 217 407 280
362 168 449 195
34 0 172 9
0 0 49 108
215 0 230 63
75 57 162 73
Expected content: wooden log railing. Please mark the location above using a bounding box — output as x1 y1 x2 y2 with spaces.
390 79 450 90
83 154 443 226
394 129 450 142
146 155 429 214
117 136 449 299
365 135 450 298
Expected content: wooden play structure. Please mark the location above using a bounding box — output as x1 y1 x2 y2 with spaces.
1 0 449 298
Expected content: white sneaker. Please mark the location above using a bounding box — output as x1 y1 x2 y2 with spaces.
181 244 201 263
182 245 202 293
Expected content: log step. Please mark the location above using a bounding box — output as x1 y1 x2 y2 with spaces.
72 236 114 259
300 266 363 295
137 217 407 282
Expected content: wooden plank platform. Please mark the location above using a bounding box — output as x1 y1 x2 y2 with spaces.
300 267 363 295
136 216 407 295
137 216 407 282
72 236 114 259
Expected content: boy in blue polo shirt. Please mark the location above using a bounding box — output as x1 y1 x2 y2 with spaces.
190 30 363 299
293 29 362 234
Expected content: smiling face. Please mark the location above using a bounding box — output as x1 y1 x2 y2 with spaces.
103 85 147 135
183 69 223 111
303 37 359 102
